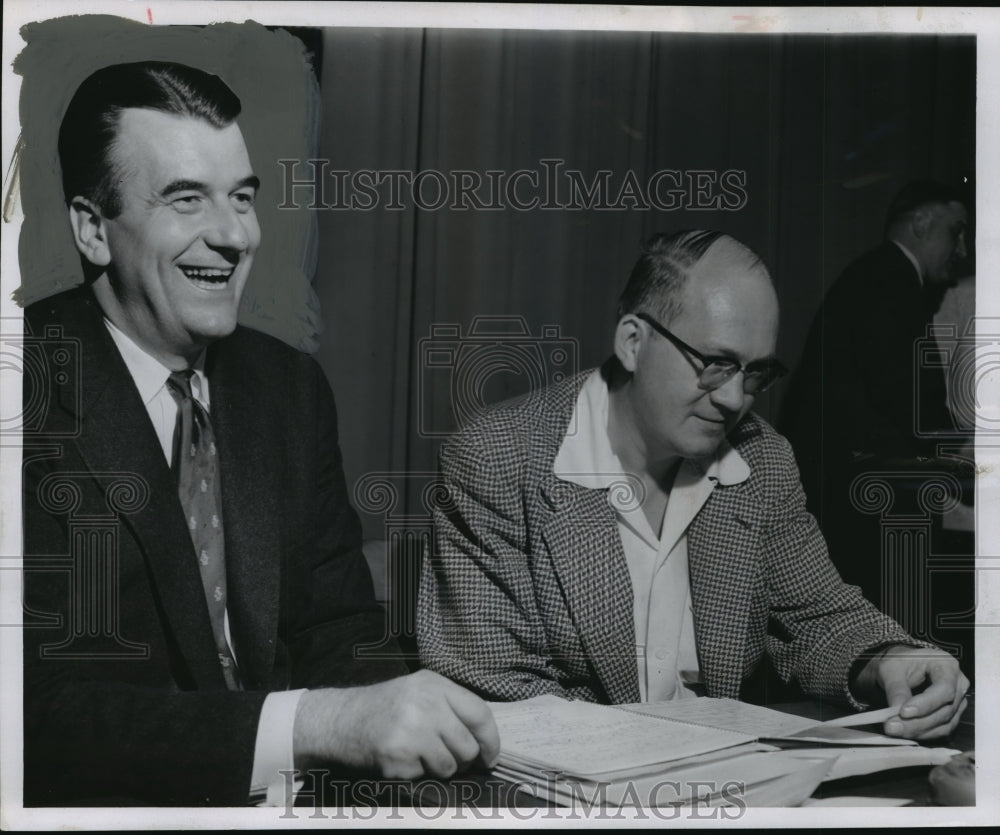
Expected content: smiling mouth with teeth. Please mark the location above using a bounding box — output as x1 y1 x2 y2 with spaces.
179 266 235 288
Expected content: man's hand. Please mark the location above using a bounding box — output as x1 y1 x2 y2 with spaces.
292 670 501 779
856 645 970 740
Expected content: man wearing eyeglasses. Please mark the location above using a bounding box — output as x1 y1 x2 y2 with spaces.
418 230 968 741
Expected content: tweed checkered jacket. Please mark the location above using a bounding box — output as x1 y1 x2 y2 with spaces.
418 368 918 706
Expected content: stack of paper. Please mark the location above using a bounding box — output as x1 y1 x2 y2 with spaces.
489 695 833 808
489 695 956 808
620 698 918 746
491 695 755 780
780 745 960 781
621 698 959 780
498 750 835 808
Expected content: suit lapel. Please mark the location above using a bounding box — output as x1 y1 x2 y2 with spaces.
206 337 282 689
687 483 760 698
64 295 225 688
539 476 640 704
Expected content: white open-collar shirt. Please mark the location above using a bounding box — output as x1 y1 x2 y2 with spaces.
554 369 750 702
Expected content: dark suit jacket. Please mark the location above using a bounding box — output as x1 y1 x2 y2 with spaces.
22 287 406 806
779 242 973 603
781 241 958 514
418 369 921 707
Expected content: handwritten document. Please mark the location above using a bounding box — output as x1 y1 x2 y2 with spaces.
619 697 915 746
618 696 818 737
489 695 753 778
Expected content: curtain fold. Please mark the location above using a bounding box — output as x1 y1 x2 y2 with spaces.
312 30 974 536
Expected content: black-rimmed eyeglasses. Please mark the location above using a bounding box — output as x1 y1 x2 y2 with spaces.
636 312 787 395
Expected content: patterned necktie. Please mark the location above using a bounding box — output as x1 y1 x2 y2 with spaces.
167 369 241 690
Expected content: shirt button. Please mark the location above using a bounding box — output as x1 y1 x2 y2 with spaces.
655 649 670 661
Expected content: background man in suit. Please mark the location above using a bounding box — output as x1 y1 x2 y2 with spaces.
22 61 498 806
780 181 973 644
419 230 968 740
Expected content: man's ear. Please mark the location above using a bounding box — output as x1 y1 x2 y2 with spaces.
910 205 934 240
613 314 643 373
68 196 111 267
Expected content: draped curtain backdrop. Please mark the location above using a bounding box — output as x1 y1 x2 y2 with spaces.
311 31 974 537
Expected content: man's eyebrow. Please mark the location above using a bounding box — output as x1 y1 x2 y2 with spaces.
237 175 261 192
160 179 207 198
698 344 743 362
701 345 776 365
159 175 260 198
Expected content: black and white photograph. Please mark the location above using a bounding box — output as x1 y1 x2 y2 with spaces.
1 1 997 827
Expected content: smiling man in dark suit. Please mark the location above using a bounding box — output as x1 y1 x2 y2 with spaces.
419 230 969 740
22 61 498 807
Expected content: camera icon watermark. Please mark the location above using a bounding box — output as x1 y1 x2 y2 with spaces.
418 316 578 438
0 319 81 438
915 317 1000 437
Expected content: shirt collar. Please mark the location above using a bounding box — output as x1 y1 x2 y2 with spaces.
103 317 209 407
554 369 750 489
890 239 924 286
690 441 750 486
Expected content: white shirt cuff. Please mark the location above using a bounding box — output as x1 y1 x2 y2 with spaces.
249 689 307 806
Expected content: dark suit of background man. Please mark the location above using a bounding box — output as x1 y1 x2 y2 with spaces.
22 61 498 807
780 181 973 664
419 230 968 742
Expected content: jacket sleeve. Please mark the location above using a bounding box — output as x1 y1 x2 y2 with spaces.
417 435 575 702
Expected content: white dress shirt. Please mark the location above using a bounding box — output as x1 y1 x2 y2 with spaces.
553 369 750 701
891 238 924 285
104 318 302 805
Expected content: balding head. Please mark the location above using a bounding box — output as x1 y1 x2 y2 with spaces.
610 231 783 472
884 180 969 286
617 230 773 327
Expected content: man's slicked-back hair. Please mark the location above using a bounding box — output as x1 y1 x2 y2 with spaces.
884 179 967 235
58 61 242 218
617 230 765 324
